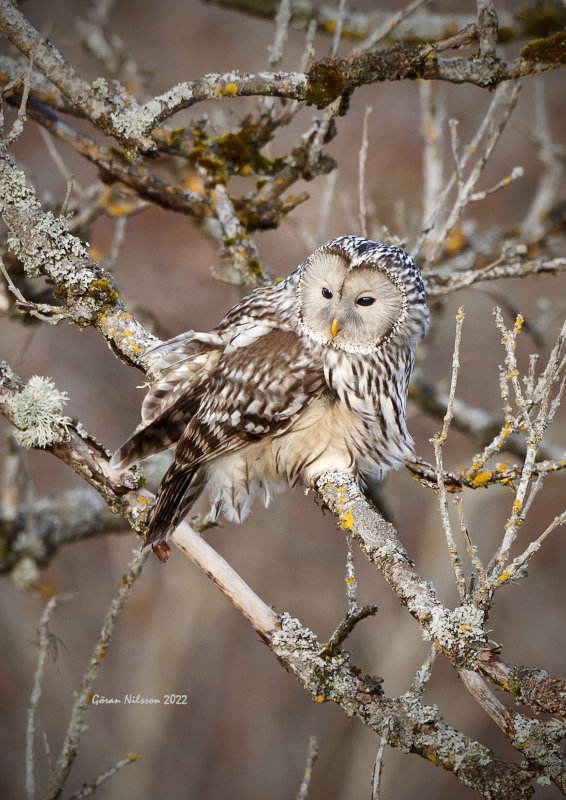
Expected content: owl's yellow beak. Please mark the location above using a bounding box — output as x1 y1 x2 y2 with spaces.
331 318 340 338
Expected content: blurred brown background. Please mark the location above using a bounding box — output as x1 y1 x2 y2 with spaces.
1 1 565 798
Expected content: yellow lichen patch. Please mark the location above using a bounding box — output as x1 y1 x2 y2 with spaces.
334 486 355 530
182 173 205 194
34 584 60 597
512 498 522 513
313 694 326 703
496 462 510 472
514 314 524 334
498 571 509 583
346 576 356 586
124 753 142 761
223 83 238 97
86 692 95 704
339 509 354 530
214 87 222 97
470 470 492 488
444 227 467 256
107 200 139 216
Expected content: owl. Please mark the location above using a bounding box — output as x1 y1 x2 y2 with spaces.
111 236 429 554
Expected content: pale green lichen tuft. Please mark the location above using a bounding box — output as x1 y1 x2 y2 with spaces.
11 556 40 589
7 375 71 448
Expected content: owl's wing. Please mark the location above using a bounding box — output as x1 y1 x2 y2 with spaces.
176 327 324 468
110 331 224 471
145 327 325 544
141 331 224 423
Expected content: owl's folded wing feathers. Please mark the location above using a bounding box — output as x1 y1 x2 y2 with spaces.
110 331 223 471
174 327 325 469
145 327 325 545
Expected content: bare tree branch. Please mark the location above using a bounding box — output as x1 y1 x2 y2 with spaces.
0 1 155 155
203 1 565 47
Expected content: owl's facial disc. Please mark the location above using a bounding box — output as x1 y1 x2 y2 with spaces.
298 250 405 351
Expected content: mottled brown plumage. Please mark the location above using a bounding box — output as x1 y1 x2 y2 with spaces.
111 236 429 547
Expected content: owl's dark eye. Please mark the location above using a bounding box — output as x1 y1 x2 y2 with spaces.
321 287 333 299
356 296 376 307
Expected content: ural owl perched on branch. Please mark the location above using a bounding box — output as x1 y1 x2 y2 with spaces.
111 236 428 551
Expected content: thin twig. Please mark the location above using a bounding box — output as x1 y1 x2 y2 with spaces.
38 127 84 197
66 754 141 800
416 82 521 266
60 175 74 218
452 495 487 604
488 314 566 581
316 169 338 244
268 0 292 70
321 604 379 659
522 80 565 242
331 0 346 58
3 54 33 144
440 308 465 443
48 548 148 799
497 509 566 586
262 0 292 113
410 644 438 694
358 106 372 237
419 81 445 239
0 259 68 324
355 0 429 52
469 165 523 202
425 256 566 297
105 215 128 271
433 308 468 601
296 735 319 800
371 717 392 800
26 596 58 800
476 0 498 59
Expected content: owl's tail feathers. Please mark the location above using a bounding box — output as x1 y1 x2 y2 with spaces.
144 462 205 549
110 413 186 473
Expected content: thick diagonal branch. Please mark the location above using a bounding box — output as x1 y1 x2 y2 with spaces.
0 145 157 368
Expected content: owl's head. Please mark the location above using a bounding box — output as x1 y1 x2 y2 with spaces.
296 236 428 353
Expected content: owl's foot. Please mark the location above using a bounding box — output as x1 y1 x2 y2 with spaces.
152 541 171 562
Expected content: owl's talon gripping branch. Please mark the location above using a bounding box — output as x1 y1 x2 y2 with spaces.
112 236 428 546
151 542 172 562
